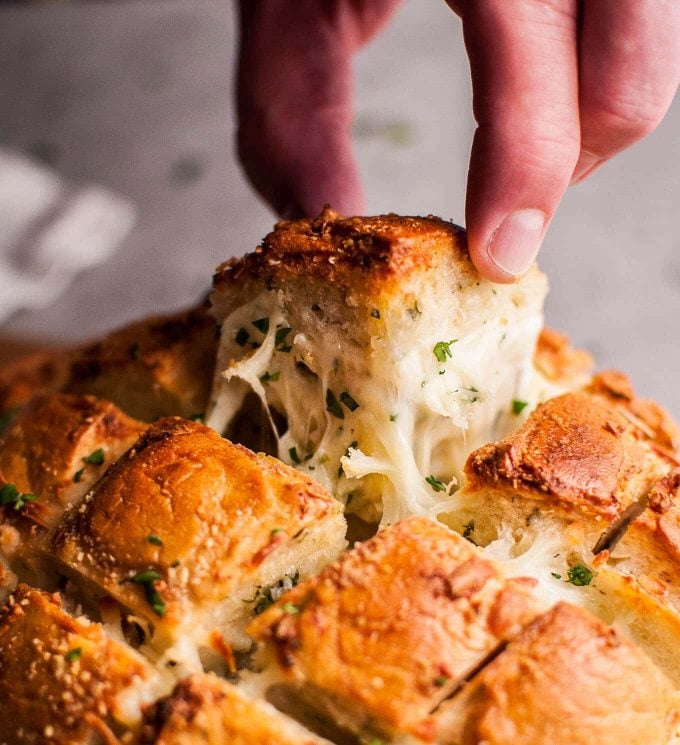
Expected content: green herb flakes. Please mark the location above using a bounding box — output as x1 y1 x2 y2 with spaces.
235 328 249 346
82 448 105 466
433 339 457 364
551 572 562 580
281 602 300 615
566 564 594 586
434 675 449 687
326 389 344 419
0 483 38 511
131 570 166 616
512 399 529 415
425 475 447 493
251 317 270 334
65 648 82 662
147 535 163 546
73 468 85 484
260 370 280 384
339 391 359 412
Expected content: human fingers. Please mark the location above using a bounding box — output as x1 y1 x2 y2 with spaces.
572 0 680 183
450 0 581 281
236 0 401 218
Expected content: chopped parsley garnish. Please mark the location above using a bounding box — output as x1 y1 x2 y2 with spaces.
170 560 180 568
0 484 38 511
566 564 594 587
129 343 141 361
433 339 457 363
132 570 162 584
551 572 562 580
462 520 475 542
235 328 249 346
82 448 105 466
281 602 300 615
251 317 269 334
370 308 381 319
65 647 82 662
0 407 20 435
512 399 529 415
131 570 166 616
260 370 280 384
289 447 302 464
271 528 283 536
434 675 449 687
249 572 301 615
339 392 359 412
425 475 447 493
274 326 293 352
325 389 344 419
73 468 85 484
390 414 398 422
147 535 163 546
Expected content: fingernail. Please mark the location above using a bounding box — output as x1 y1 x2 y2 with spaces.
487 209 546 277
571 151 601 184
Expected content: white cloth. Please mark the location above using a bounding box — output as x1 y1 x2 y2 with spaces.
0 147 136 324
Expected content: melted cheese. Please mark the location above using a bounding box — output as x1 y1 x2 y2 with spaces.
208 281 548 525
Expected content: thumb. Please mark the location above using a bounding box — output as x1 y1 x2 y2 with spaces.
454 0 581 281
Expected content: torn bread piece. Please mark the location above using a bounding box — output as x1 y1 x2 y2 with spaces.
51 417 346 672
139 673 332 745
66 304 218 421
0 393 145 585
208 208 548 525
434 602 679 745
247 516 541 743
455 371 680 681
0 585 164 745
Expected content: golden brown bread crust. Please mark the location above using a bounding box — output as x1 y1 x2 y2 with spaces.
212 207 469 296
0 585 151 744
65 305 218 421
465 377 677 520
51 417 343 640
533 328 593 388
0 393 145 535
435 602 678 745
0 350 70 435
587 370 680 454
248 516 540 740
139 673 328 745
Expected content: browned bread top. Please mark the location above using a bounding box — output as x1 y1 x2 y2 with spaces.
0 393 145 533
249 516 540 740
52 417 344 636
436 601 679 745
213 206 470 293
465 372 678 520
0 585 153 744
66 305 218 422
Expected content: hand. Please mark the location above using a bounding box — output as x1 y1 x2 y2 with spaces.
236 1 679 282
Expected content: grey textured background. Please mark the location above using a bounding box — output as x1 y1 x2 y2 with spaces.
0 1 678 414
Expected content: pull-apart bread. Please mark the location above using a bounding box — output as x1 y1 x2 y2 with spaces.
209 208 550 525
1 209 680 744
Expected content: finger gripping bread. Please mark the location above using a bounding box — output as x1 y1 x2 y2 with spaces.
1 210 679 745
